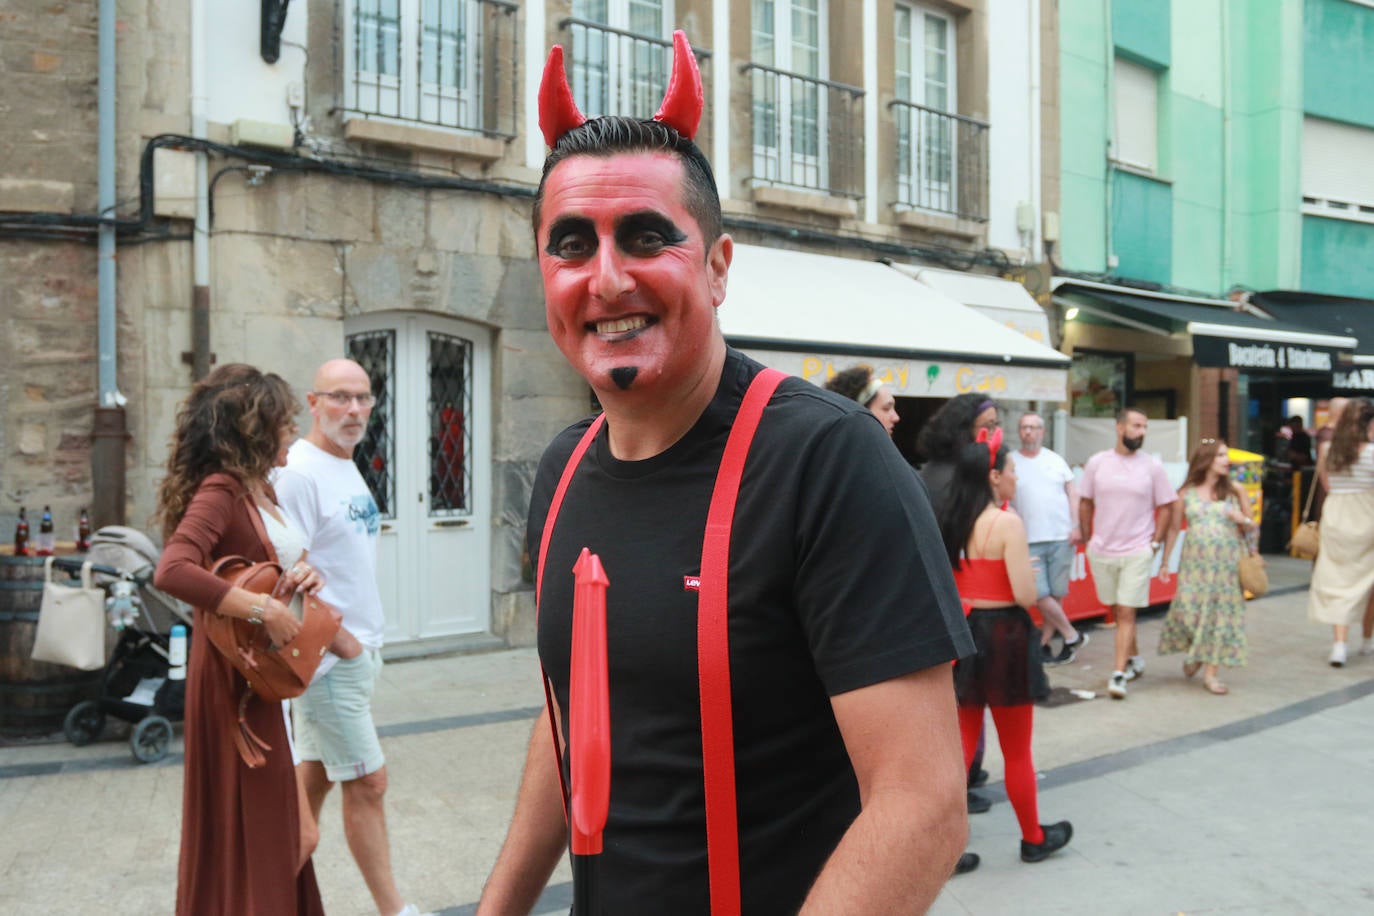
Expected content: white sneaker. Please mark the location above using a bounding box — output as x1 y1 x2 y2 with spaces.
1124 656 1146 681
1329 642 1348 667
1359 639 1374 657
393 906 435 916
1108 672 1128 699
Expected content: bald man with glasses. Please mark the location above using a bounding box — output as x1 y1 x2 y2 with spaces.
276 359 432 916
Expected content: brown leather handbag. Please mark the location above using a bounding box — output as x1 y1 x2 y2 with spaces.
201 497 342 766
1289 480 1320 560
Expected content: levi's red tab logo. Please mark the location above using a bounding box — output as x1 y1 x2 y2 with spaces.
683 576 701 591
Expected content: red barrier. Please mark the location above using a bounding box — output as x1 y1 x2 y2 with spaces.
1032 545 1178 626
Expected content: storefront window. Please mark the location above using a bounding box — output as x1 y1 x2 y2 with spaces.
1069 350 1132 417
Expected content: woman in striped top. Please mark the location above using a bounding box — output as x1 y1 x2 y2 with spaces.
1307 397 1374 666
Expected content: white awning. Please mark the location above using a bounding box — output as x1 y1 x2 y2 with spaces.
886 262 1054 347
720 244 1069 401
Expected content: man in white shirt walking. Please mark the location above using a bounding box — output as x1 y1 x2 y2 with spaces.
276 358 429 916
1010 412 1089 665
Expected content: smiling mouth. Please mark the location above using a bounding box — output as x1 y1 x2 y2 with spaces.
591 316 654 339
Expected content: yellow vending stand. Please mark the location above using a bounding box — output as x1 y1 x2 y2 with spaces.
1229 448 1264 524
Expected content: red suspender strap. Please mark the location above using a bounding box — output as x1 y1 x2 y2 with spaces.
536 413 606 818
697 367 786 916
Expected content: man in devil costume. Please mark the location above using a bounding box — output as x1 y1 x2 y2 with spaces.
478 34 973 915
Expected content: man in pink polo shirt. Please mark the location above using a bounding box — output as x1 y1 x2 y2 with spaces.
1078 408 1177 699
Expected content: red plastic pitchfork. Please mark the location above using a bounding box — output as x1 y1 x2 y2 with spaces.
570 548 610 913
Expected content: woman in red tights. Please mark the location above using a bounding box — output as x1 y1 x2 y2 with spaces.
935 428 1072 870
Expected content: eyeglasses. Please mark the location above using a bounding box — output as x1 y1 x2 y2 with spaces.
312 390 376 408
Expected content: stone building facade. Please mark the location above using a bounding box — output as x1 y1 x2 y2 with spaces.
2 0 1062 653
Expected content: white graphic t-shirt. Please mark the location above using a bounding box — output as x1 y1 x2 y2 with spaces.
1010 447 1075 544
274 439 386 679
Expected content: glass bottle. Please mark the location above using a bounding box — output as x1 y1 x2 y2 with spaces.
35 506 55 556
13 507 29 557
77 508 92 552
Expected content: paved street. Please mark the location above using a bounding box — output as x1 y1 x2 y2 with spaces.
3 556 1373 914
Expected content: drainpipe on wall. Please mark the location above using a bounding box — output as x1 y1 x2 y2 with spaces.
1103 0 1115 272
1027 0 1043 258
92 0 127 528
190 0 212 380
1220 0 1233 293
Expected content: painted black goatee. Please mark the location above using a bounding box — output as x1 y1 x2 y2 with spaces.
610 366 639 390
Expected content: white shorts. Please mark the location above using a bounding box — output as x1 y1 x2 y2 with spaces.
1088 549 1153 609
292 649 385 781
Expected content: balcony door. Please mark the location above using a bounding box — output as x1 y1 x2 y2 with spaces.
569 0 672 118
895 3 955 212
345 313 493 646
348 0 482 129
751 0 828 190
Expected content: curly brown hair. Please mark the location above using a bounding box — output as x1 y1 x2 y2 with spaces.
156 364 300 540
1327 397 1374 475
823 366 876 404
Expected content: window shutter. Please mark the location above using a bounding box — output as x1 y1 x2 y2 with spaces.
1303 116 1374 213
1113 57 1158 173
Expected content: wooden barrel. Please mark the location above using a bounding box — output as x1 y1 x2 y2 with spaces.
0 557 103 737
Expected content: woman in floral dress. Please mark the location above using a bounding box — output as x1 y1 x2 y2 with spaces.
1158 439 1257 695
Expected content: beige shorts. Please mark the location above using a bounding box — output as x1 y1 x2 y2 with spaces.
1088 549 1153 609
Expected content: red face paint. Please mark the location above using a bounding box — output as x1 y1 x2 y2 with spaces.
537 152 729 401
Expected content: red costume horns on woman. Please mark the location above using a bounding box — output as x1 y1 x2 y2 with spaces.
537 30 704 148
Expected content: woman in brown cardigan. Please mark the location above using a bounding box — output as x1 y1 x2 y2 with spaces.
154 364 326 916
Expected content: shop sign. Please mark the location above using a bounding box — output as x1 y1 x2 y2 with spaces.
1192 336 1337 373
738 350 1068 401
1334 368 1374 391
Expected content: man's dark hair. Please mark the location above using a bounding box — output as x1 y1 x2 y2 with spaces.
1116 406 1147 423
530 116 722 247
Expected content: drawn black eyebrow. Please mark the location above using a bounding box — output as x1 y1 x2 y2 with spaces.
614 211 688 248
544 215 596 255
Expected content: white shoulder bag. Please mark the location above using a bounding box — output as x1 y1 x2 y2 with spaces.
31 558 107 671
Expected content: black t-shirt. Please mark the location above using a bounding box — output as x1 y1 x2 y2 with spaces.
529 349 971 914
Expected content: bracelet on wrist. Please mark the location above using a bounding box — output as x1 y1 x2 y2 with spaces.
248 593 268 626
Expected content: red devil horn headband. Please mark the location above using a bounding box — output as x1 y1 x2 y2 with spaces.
538 30 704 149
975 427 1004 469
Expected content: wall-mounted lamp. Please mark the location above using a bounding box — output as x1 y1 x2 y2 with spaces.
261 0 291 64
1064 307 1080 321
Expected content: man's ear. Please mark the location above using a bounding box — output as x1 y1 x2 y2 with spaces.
708 234 732 309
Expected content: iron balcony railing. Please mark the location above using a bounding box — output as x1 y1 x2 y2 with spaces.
343 0 519 138
888 99 989 221
743 63 864 200
557 18 713 157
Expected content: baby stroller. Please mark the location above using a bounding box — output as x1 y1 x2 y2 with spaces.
57 526 194 764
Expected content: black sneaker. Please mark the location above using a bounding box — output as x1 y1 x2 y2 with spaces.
968 767 989 788
954 852 980 874
1020 820 1073 863
967 790 992 814
1047 632 1090 667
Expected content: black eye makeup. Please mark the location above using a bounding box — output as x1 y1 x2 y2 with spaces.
545 216 597 259
615 212 687 254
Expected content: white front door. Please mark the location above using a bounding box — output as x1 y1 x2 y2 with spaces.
344 312 492 645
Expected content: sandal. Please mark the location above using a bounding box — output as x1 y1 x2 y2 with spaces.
1203 677 1229 695
1183 660 1201 679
